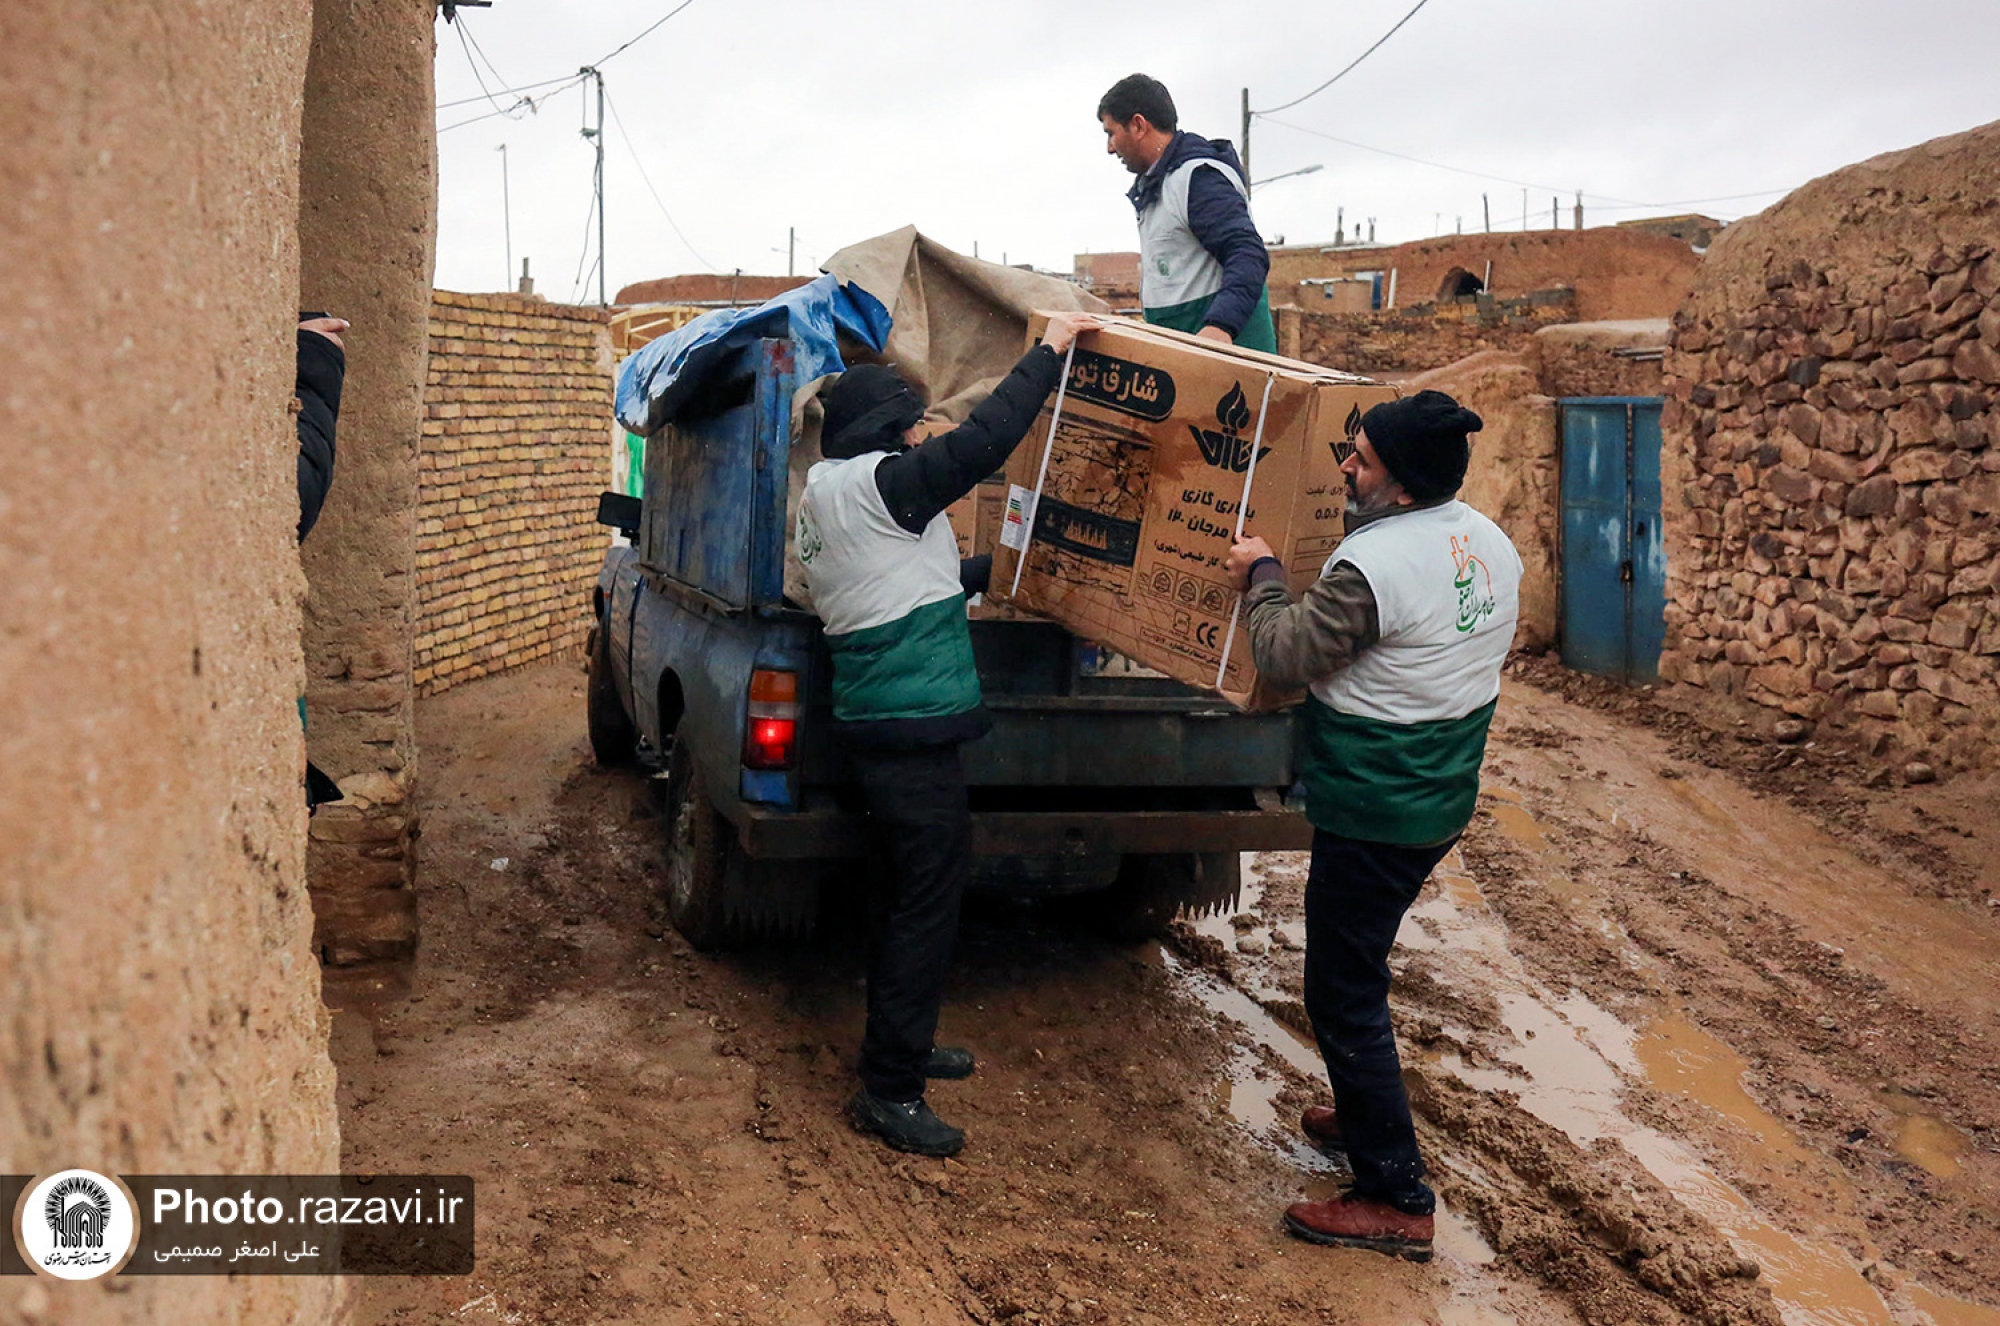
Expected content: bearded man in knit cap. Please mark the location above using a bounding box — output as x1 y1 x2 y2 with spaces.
1224 389 1522 1261
799 309 1103 1158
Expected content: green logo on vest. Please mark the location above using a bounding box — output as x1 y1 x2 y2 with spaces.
1452 534 1496 634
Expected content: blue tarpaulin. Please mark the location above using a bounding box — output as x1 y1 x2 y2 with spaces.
614 274 893 436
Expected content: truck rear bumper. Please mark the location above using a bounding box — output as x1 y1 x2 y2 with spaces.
719 801 1313 860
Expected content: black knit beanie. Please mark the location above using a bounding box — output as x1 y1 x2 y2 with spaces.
1359 389 1483 500
821 364 925 460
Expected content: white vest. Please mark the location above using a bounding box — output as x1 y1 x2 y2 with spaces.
1138 158 1251 310
1310 502 1523 724
797 452 963 636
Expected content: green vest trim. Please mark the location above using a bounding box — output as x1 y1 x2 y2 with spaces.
1144 286 1278 353
826 594 981 722
1300 696 1497 846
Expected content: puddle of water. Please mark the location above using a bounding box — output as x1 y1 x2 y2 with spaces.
1483 786 1553 851
1635 1015 1815 1166
1907 1283 2000 1326
1213 1045 1283 1134
1878 1091 1971 1180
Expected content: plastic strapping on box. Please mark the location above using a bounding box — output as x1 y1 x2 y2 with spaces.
1214 372 1279 692
1007 339 1080 599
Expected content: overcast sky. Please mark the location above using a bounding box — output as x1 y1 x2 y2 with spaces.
432 0 2000 301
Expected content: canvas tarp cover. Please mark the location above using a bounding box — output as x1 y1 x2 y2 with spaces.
823 226 1112 421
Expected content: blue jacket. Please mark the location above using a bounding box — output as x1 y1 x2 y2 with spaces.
1126 133 1272 339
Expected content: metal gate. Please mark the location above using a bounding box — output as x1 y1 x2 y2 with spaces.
1560 397 1666 683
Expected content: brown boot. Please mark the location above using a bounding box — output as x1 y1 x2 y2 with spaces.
1283 1192 1434 1262
1299 1105 1345 1152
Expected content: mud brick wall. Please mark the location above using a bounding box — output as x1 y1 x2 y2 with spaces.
1530 320 1668 399
2 3 342 1323
1661 120 2000 773
416 292 613 696
1294 295 1574 375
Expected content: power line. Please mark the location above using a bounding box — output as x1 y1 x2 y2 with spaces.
435 0 699 117
603 87 718 272
1261 115 1794 216
453 21 509 117
1254 0 1435 115
437 78 581 134
438 74 577 113
591 0 700 69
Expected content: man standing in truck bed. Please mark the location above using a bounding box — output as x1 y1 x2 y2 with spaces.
1098 73 1276 352
799 309 1102 1158
1225 391 1522 1262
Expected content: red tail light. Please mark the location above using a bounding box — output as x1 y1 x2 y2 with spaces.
743 669 800 770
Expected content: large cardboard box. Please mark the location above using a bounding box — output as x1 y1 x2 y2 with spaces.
990 316 1398 709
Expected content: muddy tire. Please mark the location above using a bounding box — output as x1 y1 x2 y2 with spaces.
586 623 638 767
662 742 735 950
1092 851 1241 942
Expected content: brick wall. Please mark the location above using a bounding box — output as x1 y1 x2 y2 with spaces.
417 291 613 696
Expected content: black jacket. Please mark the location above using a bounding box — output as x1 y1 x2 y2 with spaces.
870 342 1063 534
296 329 345 541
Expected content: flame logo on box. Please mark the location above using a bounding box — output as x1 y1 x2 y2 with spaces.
1330 402 1364 466
1188 383 1272 474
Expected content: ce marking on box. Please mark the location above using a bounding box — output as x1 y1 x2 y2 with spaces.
1195 621 1220 649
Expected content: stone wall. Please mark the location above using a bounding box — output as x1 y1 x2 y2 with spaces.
298 0 437 965
1292 293 1575 375
0 4 341 1323
417 292 613 695
1661 119 2000 773
1531 319 1668 399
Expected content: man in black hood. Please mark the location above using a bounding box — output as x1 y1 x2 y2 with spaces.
1099 73 1276 352
799 310 1103 1157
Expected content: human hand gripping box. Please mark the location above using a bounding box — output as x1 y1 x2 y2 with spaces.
990 315 1399 710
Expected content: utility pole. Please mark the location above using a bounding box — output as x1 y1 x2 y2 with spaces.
1483 193 1490 233
580 65 607 305
1574 191 1584 231
498 144 512 291
1521 188 1528 233
1240 88 1252 198
1552 196 1559 230
788 226 796 278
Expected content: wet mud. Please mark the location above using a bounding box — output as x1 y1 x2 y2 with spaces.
328 658 2000 1325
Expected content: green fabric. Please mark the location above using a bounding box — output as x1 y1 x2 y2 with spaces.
1299 696 1497 846
1144 286 1277 353
826 594 980 721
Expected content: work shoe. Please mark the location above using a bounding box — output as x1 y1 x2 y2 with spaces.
849 1090 965 1157
924 1045 976 1080
1283 1192 1434 1263
1300 1105 1345 1152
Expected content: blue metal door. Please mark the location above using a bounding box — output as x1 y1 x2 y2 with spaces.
1560 398 1666 683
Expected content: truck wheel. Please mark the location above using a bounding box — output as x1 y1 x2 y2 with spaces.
1093 852 1242 942
587 623 638 766
662 741 736 950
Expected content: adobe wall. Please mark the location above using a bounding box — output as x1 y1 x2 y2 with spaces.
1661 120 2000 773
417 292 613 695
1269 228 1701 323
298 0 437 964
0 4 339 1324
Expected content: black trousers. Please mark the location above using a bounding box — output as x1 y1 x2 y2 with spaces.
851 743 973 1103
1303 828 1457 1216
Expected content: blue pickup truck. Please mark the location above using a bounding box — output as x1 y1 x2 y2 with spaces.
589 333 1311 949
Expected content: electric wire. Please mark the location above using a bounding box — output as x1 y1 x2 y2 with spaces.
1261 116 1794 218
603 88 718 272
590 0 700 69
569 169 601 303
454 21 510 117
438 74 577 112
1253 0 1435 115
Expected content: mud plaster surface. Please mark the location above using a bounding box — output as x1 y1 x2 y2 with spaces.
0 4 339 1324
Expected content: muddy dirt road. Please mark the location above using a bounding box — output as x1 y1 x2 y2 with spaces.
331 658 2000 1326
